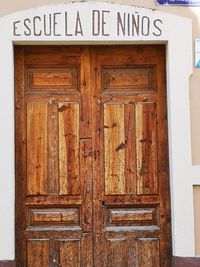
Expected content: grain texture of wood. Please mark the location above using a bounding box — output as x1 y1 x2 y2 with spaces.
136 102 158 195
59 239 81 267
104 103 126 195
15 45 171 267
28 67 78 91
58 102 80 195
27 239 49 267
138 238 160 267
80 48 92 138
15 46 27 265
27 103 48 196
48 102 59 195
80 139 93 233
29 208 79 226
106 238 128 267
125 103 136 194
102 66 156 93
109 208 155 224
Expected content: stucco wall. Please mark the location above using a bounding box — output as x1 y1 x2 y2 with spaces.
0 3 200 165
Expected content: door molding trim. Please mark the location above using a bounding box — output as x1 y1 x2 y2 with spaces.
0 1 197 260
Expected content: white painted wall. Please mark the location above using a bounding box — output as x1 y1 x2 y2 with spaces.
0 1 197 260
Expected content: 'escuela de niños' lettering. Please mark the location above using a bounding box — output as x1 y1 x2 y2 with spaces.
13 10 163 37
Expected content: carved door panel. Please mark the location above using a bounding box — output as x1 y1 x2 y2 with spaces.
91 46 171 267
15 45 171 267
15 46 93 267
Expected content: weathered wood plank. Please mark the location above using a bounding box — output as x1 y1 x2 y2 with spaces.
104 103 126 195
27 103 48 196
80 139 93 232
59 239 81 267
136 102 158 195
102 66 156 93
15 46 27 265
58 102 80 195
106 238 128 267
138 238 160 267
125 103 136 194
27 239 49 267
28 67 79 91
80 48 92 138
81 234 93 267
48 102 59 194
29 208 79 226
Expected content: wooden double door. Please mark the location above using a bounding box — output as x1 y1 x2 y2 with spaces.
15 45 171 266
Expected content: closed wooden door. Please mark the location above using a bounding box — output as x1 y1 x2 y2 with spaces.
15 45 171 267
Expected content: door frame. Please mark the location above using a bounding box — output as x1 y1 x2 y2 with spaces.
0 1 197 261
